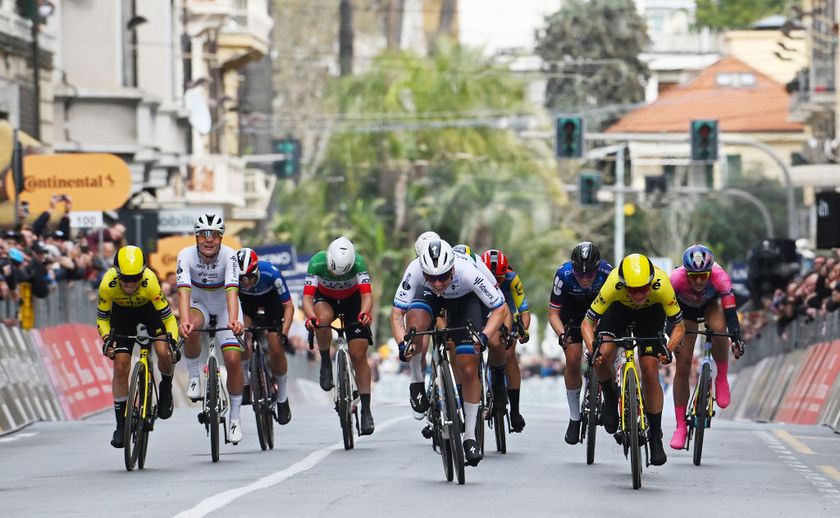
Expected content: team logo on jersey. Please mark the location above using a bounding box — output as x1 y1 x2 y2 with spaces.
553 277 563 295
402 281 411 290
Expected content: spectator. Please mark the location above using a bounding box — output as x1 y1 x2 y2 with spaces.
32 195 71 239
85 221 126 255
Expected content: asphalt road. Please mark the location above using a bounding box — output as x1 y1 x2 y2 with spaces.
1 393 839 517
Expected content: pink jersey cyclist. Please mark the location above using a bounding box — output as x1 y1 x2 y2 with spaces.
670 263 737 319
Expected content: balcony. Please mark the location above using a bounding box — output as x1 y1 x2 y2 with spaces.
646 30 724 55
218 0 272 67
184 155 246 208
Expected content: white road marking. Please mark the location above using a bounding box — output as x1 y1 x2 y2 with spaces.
173 415 409 518
755 430 840 505
0 432 36 443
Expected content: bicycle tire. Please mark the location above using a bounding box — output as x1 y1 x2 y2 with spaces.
262 355 275 450
137 382 155 470
586 369 599 465
693 363 711 466
441 363 465 484
628 374 642 490
477 364 486 458
251 356 268 451
433 375 454 481
493 407 507 454
123 361 144 471
337 349 354 450
208 355 220 463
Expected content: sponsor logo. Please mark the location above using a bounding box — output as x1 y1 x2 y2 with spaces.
652 279 661 290
402 281 411 290
553 277 563 295
108 279 117 288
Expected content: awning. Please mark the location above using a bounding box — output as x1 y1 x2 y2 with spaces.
790 164 840 187
0 120 42 171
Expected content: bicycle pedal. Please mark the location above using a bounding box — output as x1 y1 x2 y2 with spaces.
197 413 206 424
613 432 623 445
421 425 433 439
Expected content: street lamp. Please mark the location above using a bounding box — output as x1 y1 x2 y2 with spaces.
24 0 55 140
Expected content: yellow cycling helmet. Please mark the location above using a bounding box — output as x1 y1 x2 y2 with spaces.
114 245 146 279
618 253 654 288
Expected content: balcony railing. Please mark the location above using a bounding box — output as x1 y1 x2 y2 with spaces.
646 31 724 54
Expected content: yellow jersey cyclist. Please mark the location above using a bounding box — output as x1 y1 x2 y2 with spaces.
97 245 180 448
581 253 685 466
481 249 531 432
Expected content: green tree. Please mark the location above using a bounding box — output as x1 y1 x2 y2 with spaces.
534 0 650 130
695 0 788 30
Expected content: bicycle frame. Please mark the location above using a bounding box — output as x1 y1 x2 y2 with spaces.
618 345 647 442
195 316 232 450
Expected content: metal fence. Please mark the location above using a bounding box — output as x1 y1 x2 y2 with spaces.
0 282 96 329
736 311 840 371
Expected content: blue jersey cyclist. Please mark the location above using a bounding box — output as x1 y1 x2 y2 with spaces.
548 241 612 445
236 248 295 426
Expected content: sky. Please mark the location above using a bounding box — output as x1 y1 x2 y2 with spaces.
458 0 562 56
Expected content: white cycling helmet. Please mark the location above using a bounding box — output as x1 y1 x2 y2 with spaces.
419 239 455 276
414 231 440 257
327 236 356 276
194 213 226 235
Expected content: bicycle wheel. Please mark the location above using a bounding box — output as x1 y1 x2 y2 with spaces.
337 349 354 450
432 375 454 481
250 356 268 451
693 363 711 466
261 356 275 451
208 355 220 463
137 382 155 470
586 370 599 465
627 374 642 490
493 407 507 454
123 362 144 471
476 365 486 457
441 363 465 485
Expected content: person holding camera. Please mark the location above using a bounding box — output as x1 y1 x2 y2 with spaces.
32 195 72 239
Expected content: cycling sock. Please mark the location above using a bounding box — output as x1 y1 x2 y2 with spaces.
599 380 617 404
159 374 173 394
463 402 479 441
567 389 581 421
360 393 371 412
409 355 424 383
276 374 288 403
674 405 687 429
491 366 506 389
508 389 521 416
241 359 250 376
319 348 331 364
715 358 728 381
230 394 242 421
647 411 662 437
114 398 127 428
186 356 200 379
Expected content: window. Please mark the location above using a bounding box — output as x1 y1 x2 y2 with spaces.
715 73 756 88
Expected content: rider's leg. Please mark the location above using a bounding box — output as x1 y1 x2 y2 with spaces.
454 352 480 439
314 302 336 391
267 332 288 398
111 351 131 445
405 304 433 415
222 345 244 413
153 333 175 418
505 342 522 411
641 354 667 465
564 341 583 443
671 318 697 448
349 338 371 394
706 303 731 408
183 309 205 384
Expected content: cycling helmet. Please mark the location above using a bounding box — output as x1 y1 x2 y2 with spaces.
571 241 600 274
327 236 356 276
453 244 472 256
414 231 440 257
682 244 715 273
114 245 146 279
618 253 654 288
236 248 259 276
193 213 225 235
481 249 509 277
419 240 455 276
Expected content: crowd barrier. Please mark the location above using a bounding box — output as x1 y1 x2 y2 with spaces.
724 312 840 433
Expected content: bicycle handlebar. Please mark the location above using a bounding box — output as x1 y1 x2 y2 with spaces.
595 331 672 363
307 322 347 350
685 329 738 339
102 333 181 362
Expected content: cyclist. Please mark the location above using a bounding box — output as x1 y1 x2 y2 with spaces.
547 241 612 444
303 236 375 435
481 248 531 432
177 214 246 445
236 248 296 425
394 239 507 467
668 244 746 449
580 253 684 466
97 245 179 448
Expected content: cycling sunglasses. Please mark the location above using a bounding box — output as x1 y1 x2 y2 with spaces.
573 269 597 280
196 230 222 240
118 273 143 283
423 271 453 283
240 272 258 282
687 271 711 280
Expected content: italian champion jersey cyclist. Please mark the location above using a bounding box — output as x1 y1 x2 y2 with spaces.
177 214 247 445
667 244 745 449
303 236 376 435
97 246 179 448
547 241 612 444
581 253 685 467
237 248 295 425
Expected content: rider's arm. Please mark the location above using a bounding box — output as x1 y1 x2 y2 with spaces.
281 300 294 336
146 272 179 341
356 264 373 316
652 272 684 352
96 270 115 339
548 307 565 338
175 249 192 330
390 306 407 343
711 266 742 337
226 288 240 323
581 314 597 353
483 303 506 339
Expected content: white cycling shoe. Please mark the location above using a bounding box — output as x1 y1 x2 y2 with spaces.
229 418 243 445
186 377 201 401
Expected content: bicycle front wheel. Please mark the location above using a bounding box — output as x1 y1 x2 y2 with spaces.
337 349 354 450
262 357 275 450
441 364 465 485
627 374 642 490
493 406 507 454
208 355 220 463
693 362 711 466
586 370 599 465
251 357 268 451
137 382 155 470
123 361 145 471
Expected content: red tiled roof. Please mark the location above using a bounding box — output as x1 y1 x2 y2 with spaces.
607 56 804 133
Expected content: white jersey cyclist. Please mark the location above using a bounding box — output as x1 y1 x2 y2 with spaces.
176 244 243 348
394 251 502 310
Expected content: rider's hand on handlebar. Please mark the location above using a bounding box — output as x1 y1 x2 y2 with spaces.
305 317 318 331
229 320 244 335
477 332 489 352
732 339 746 359
357 312 372 326
519 331 530 344
179 322 194 338
101 333 115 359
398 340 413 362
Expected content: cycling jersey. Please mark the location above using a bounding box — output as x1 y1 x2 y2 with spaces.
239 260 291 303
393 252 500 311
96 268 178 340
499 269 529 315
586 266 683 324
549 259 612 309
669 264 735 310
175 245 239 292
303 250 371 300
416 258 503 309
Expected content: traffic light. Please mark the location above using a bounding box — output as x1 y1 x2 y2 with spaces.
579 171 601 206
690 119 719 161
556 115 584 158
272 138 301 178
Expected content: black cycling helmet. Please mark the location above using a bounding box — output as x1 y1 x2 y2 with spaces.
570 241 600 274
